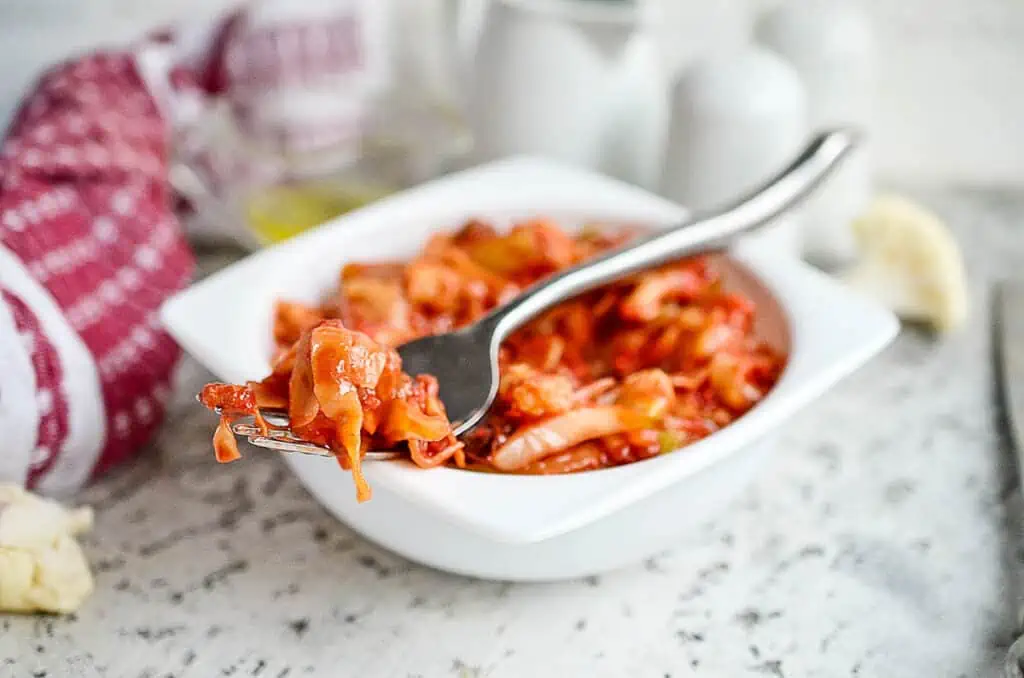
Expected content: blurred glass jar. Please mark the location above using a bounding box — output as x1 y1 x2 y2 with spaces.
171 0 471 249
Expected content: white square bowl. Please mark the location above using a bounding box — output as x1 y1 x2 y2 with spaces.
162 157 898 581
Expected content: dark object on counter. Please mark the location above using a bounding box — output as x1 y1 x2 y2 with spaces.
993 281 1024 678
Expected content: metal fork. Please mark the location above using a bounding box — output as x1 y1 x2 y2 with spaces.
214 406 402 460
218 128 860 458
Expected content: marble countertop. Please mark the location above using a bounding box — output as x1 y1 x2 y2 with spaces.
1 186 1021 678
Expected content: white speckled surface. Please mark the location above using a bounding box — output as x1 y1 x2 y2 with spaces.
0 186 1019 678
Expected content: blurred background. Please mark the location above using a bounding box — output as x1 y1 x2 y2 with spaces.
0 0 1020 187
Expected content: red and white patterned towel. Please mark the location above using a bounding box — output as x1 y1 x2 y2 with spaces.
0 0 378 495
0 54 194 495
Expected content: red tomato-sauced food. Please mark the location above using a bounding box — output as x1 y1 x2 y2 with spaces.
199 219 784 502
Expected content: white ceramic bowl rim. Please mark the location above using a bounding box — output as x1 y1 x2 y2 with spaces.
161 156 898 546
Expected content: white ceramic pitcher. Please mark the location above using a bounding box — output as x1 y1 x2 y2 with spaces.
457 0 671 189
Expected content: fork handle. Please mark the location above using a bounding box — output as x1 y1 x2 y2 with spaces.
481 128 861 343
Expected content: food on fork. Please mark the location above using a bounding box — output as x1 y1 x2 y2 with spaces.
199 321 455 502
199 219 784 502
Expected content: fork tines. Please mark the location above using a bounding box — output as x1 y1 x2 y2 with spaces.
218 409 402 461
230 421 337 458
